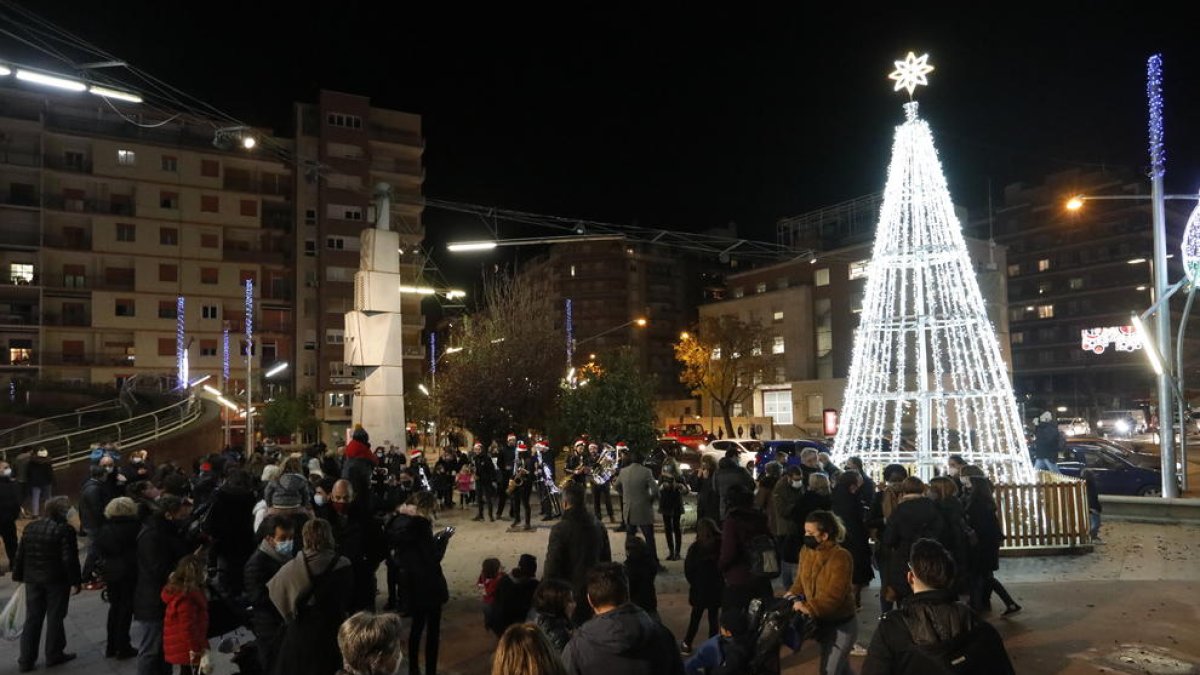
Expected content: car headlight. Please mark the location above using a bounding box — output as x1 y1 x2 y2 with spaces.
679 463 691 472
698 444 707 452
1115 420 1130 433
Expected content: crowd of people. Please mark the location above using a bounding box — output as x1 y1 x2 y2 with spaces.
1 430 1023 675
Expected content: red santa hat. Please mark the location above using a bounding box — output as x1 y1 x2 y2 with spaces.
573 439 586 448
615 441 629 452
409 449 423 459
534 440 548 450
507 433 517 441
517 440 528 452
473 441 483 449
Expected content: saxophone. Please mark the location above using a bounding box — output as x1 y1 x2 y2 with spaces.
507 466 528 495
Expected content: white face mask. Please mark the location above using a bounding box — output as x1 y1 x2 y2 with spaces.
791 480 804 489
0 468 11 477
314 494 327 506
947 466 959 476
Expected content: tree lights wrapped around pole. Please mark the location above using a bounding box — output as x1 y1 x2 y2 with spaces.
834 53 1033 482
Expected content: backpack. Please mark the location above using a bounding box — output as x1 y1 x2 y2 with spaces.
902 617 1012 674
748 533 780 579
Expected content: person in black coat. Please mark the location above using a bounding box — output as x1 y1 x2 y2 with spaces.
121 449 155 486
831 470 873 608
204 469 258 596
862 539 1014 675
681 517 723 653
543 482 613 626
490 553 540 637
530 578 575 652
95 497 141 659
961 470 1020 615
623 533 659 621
470 442 498 522
318 479 383 613
929 476 972 593
13 496 82 671
881 478 945 603
243 515 297 671
693 456 720 524
79 464 113 586
25 448 55 517
658 463 687 560
0 459 20 572
386 492 452 675
132 495 194 675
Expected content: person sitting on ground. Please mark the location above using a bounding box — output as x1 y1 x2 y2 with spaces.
491 553 540 637
862 538 1014 675
561 562 684 675
493 623 568 675
530 578 576 652
683 605 752 675
336 611 405 675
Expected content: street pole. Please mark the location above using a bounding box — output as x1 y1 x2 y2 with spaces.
1148 54 1178 497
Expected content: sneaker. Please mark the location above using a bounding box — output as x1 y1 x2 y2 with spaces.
850 643 868 657
1002 604 1022 616
679 641 692 655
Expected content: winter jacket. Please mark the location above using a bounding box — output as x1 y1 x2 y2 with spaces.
244 539 292 628
616 462 659 527
684 634 751 675
754 476 778 533
162 588 208 665
1033 421 1065 460
561 603 685 675
658 476 686 515
881 496 945 601
934 497 972 587
771 480 804 538
713 460 754 519
268 550 354 675
79 476 110 535
385 513 449 611
263 473 311 509
341 439 377 502
122 460 155 485
491 573 539 636
26 456 54 488
0 476 20 523
861 590 1015 675
788 539 856 623
684 539 724 608
625 544 659 614
545 505 614 625
12 515 81 586
791 490 832 528
695 471 720 523
718 506 769 588
832 486 874 585
95 515 142 585
533 610 574 652
206 485 257 562
963 478 1003 573
133 513 192 621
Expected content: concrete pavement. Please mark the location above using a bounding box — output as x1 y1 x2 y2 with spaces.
3 508 1199 674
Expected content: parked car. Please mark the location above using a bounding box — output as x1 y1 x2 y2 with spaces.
1055 442 1163 497
1057 417 1091 437
660 422 711 450
1069 436 1159 468
1096 410 1147 437
753 439 829 477
645 438 701 479
700 438 763 469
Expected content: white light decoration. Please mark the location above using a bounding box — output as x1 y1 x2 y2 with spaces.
834 93 1033 482
1081 326 1143 354
888 52 935 96
1181 197 1200 282
176 296 187 389
88 85 142 103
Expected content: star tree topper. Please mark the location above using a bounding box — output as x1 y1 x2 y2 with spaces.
889 51 934 96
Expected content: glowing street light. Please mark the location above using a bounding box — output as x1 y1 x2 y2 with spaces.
418 383 431 396
265 362 289 378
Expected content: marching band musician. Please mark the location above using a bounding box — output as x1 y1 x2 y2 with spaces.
508 440 537 531
496 434 518 519
588 442 617 523
471 442 498 522
564 439 590 486
535 439 562 521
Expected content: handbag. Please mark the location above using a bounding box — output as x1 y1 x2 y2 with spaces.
1 583 26 640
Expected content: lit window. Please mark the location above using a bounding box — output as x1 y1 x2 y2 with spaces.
10 263 34 284
773 310 784 322
326 113 364 130
570 265 576 277
117 149 136 166
326 329 345 344
732 287 744 299
711 347 721 360
1007 264 1021 277
1037 305 1054 319
1069 277 1084 290
762 390 793 425
814 268 830 287
849 260 870 280
328 392 353 408
756 282 767 294
772 336 785 354
1037 258 1051 272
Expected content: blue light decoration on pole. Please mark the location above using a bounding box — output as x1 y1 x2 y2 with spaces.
245 278 255 454
430 331 437 374
222 322 231 385
565 298 574 367
176 296 187 389
1148 54 1165 178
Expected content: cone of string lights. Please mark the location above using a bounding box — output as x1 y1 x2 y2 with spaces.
833 53 1034 483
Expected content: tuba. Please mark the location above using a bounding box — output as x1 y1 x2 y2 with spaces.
591 446 617 486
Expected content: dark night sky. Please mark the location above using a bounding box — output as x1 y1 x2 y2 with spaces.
10 3 1200 263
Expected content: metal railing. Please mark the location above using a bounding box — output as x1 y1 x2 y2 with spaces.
0 395 203 467
0 398 123 449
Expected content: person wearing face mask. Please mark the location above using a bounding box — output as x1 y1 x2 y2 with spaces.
323 479 380 613
13 496 83 672
26 446 55 517
244 515 297 671
133 494 194 675
832 470 874 611
123 449 155 485
771 465 806 592
0 460 19 576
787 510 858 675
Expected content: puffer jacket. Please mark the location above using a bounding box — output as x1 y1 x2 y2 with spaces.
12 515 81 586
161 588 208 665
263 473 311 508
561 603 684 675
533 610 573 652
861 590 1014 675
95 515 142 584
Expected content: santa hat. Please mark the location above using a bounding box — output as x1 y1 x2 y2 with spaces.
534 440 548 450
588 442 599 450
507 433 517 441
615 441 629 452
517 440 528 452
200 462 212 472
573 439 586 448
473 441 484 449
409 449 423 459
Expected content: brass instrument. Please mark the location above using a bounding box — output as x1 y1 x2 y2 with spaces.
591 445 618 486
507 467 528 495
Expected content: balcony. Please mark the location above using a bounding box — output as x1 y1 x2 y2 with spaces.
40 352 135 367
43 232 93 251
370 157 424 178
223 243 288 265
41 312 91 327
1 190 40 208
0 312 37 326
43 155 93 174
367 126 425 148
0 151 42 169
0 229 39 249
223 173 293 198
43 194 136 217
0 275 40 290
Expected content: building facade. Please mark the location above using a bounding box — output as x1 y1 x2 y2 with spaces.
969 169 1196 419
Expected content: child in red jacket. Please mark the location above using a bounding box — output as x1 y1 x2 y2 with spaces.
161 554 209 674
477 557 504 632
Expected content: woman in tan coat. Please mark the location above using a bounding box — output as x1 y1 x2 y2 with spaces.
787 509 857 675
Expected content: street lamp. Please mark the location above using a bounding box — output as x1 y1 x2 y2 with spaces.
446 234 626 253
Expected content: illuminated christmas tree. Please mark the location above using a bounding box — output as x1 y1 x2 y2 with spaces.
834 53 1032 481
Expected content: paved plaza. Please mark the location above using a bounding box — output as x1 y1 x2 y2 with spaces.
2 513 1199 674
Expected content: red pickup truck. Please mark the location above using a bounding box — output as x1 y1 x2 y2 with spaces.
661 423 710 449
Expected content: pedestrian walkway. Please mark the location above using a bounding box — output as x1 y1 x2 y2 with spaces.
3 514 1198 674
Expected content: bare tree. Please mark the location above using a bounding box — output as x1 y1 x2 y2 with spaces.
438 271 563 443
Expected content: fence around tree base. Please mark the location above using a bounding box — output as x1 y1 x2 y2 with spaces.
997 470 1092 554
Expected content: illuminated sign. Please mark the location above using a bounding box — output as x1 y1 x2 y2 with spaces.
1081 326 1142 355
822 408 839 437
